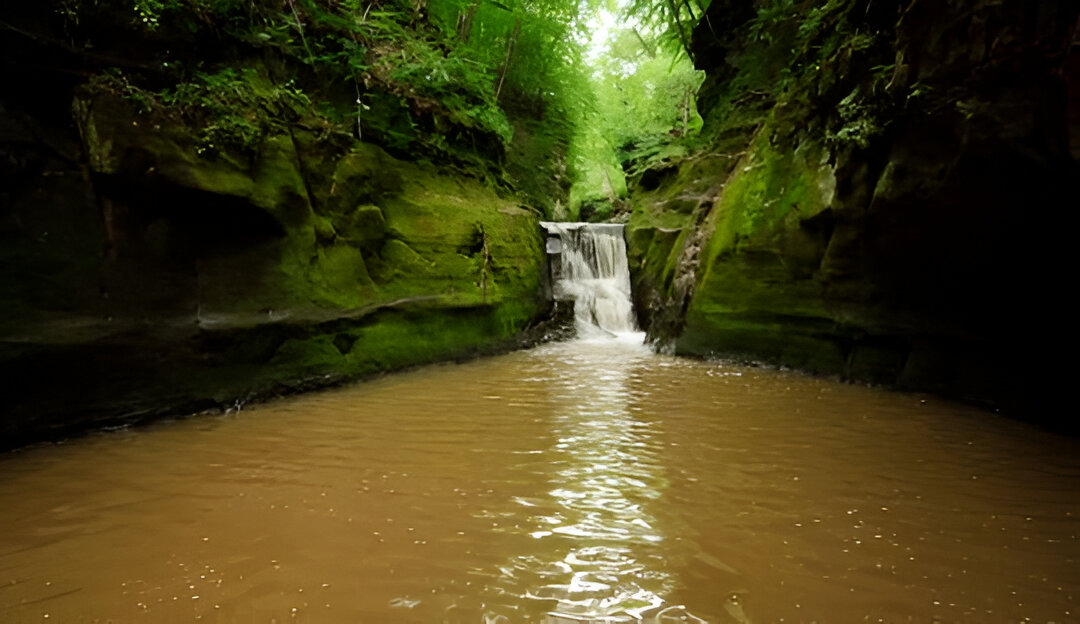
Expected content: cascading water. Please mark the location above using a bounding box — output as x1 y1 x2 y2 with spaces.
540 222 640 339
533 223 702 624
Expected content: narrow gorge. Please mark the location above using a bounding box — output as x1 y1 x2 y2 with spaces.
1 1 1079 622
1 0 1076 438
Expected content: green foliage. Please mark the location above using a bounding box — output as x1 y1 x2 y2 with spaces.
156 69 313 154
382 37 511 144
565 23 704 211
89 70 156 114
622 0 706 60
827 86 883 148
684 0 897 156
906 81 931 106
87 66 315 154
425 0 598 210
736 0 886 100
76 0 591 172
132 0 183 29
73 0 700 211
747 0 794 42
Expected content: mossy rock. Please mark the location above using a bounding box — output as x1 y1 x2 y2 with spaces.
333 204 386 246
2 92 551 447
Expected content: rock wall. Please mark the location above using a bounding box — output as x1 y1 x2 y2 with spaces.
627 0 1077 421
1 88 549 448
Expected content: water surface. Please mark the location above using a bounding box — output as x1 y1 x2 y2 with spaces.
1 337 1077 622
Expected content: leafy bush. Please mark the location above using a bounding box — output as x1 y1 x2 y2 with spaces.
154 68 313 153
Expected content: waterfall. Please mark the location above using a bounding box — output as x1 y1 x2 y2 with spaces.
540 222 640 338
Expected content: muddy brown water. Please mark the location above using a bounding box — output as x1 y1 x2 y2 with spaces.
1 336 1077 623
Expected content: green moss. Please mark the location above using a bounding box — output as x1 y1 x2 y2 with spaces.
265 304 533 381
676 312 850 374
625 148 730 298
674 130 838 362
698 131 833 276
621 78 847 367
686 253 830 323
248 134 313 227
626 225 676 291
344 310 493 371
325 145 404 213
334 204 386 246
4 74 557 447
230 139 548 317
313 215 338 245
360 155 545 309
316 244 376 292
380 239 434 275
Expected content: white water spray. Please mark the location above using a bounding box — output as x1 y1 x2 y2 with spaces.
541 222 640 339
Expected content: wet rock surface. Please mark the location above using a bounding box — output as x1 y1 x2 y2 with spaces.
1 89 549 448
626 0 1077 423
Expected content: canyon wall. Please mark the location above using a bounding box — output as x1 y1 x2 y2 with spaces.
627 0 1077 420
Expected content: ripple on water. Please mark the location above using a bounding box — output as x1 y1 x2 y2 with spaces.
0 336 1078 623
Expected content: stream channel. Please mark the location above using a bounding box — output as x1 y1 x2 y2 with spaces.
1 224 1078 623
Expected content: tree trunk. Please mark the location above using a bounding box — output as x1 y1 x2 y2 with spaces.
457 2 477 41
664 0 693 62
494 18 521 101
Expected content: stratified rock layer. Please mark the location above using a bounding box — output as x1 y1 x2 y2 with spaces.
1 90 548 447
627 0 1077 420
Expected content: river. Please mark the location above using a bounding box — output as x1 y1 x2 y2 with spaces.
1 334 1077 623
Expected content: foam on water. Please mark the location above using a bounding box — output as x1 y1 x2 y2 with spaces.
540 222 642 342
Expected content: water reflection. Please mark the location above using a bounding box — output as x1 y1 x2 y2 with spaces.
3 333 1077 623
480 335 708 623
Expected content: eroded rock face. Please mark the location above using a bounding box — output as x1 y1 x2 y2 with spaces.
1 91 548 448
627 0 1077 419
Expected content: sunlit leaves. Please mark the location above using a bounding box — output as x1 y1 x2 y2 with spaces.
109 0 704 212
566 20 703 209
621 0 706 60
